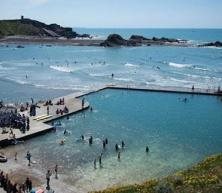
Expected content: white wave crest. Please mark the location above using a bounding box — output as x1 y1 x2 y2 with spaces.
114 77 132 82
169 62 191 68
124 63 139 68
193 66 209 71
50 65 73 73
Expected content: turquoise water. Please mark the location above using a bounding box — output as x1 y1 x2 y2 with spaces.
8 89 222 191
75 28 222 42
1 42 222 103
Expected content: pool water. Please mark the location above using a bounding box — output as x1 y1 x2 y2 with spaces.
8 89 222 191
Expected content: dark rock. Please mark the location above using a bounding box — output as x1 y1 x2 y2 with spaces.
199 41 222 47
152 37 179 43
76 34 91 38
16 45 24 48
129 35 150 41
100 34 128 47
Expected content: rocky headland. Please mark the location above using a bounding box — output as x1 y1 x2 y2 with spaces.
0 17 90 39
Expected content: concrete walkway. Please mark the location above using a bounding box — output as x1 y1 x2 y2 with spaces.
0 93 89 146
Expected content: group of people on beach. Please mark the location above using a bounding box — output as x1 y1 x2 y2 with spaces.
56 106 69 115
0 108 30 135
0 170 32 193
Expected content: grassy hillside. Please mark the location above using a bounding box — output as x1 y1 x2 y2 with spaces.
0 20 43 36
92 154 222 193
0 18 80 38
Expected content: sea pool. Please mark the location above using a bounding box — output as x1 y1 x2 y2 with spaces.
6 89 222 192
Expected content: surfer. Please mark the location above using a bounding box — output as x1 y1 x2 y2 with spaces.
146 146 149 153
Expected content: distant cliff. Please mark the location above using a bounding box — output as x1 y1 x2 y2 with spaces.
0 18 89 39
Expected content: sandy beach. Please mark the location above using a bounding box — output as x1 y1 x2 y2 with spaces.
0 36 104 46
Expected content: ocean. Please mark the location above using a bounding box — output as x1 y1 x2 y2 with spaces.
0 28 222 102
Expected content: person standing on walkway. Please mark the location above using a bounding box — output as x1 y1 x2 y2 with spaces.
46 170 52 190
82 98 85 109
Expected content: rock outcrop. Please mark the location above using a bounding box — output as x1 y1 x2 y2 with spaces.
100 34 185 47
199 41 222 47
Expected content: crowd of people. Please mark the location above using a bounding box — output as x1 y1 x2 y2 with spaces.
0 108 30 134
0 170 33 193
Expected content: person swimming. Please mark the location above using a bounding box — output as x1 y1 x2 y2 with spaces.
99 154 102 167
115 144 119 151
118 151 121 161
60 139 65 145
102 140 106 149
121 141 125 148
89 136 93 145
94 158 97 169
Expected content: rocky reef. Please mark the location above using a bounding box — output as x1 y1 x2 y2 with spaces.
199 41 222 47
100 34 186 47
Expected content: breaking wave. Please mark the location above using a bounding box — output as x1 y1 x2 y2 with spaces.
50 65 73 73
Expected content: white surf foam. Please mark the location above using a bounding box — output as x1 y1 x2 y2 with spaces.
168 62 191 68
124 63 139 68
193 66 209 71
50 65 73 73
114 77 132 82
4 77 28 85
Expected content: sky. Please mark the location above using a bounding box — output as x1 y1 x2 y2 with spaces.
0 0 222 28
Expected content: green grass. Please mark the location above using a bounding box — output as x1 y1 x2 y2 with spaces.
91 154 222 193
0 20 41 36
